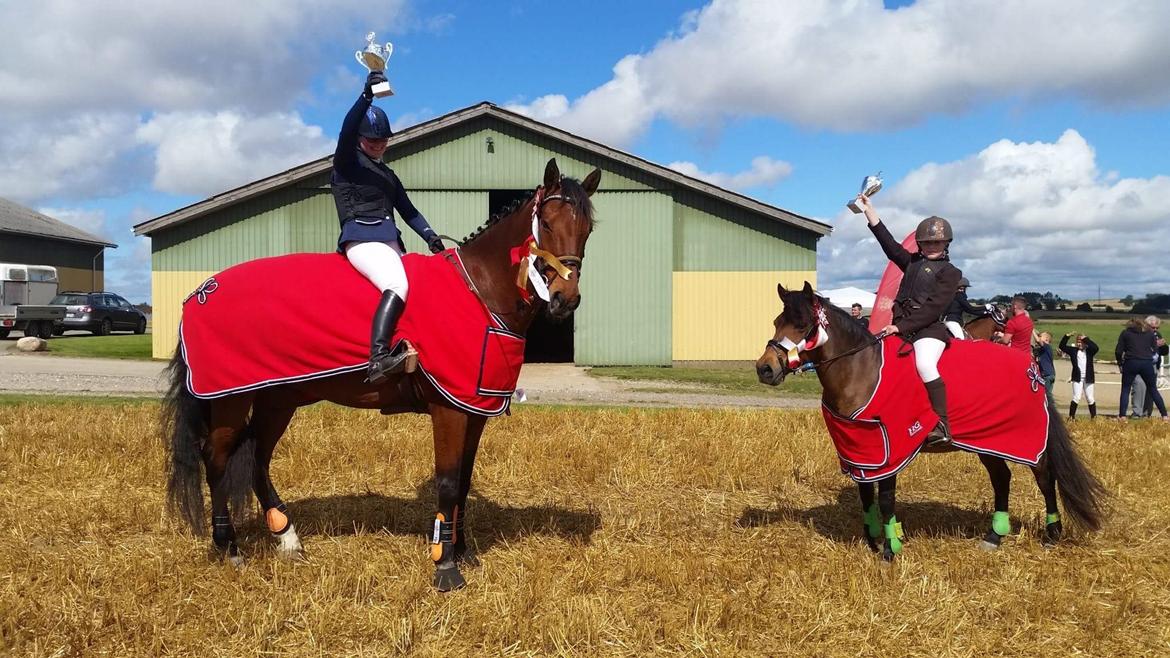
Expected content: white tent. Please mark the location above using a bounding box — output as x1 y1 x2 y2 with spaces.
819 286 877 312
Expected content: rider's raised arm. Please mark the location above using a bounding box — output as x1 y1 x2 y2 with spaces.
868 220 913 272
334 94 372 167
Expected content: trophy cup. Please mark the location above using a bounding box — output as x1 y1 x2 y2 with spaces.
355 32 394 98
846 172 883 214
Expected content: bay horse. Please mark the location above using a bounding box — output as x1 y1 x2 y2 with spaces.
964 304 1006 340
755 282 1104 560
163 159 600 591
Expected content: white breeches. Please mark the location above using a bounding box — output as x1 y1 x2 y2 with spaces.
913 337 946 382
1071 381 1095 404
944 321 965 339
345 241 408 299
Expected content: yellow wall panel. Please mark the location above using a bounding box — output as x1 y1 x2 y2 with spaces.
151 271 217 359
672 271 816 361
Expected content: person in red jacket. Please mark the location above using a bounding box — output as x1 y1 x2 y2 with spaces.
995 297 1034 355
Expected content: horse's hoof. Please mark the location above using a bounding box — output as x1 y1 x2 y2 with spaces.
863 533 880 554
980 530 1003 551
228 553 246 569
881 546 896 562
433 564 466 592
277 548 309 563
1042 521 1063 547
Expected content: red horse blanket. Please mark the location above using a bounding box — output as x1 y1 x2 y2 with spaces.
823 338 1049 482
179 251 525 416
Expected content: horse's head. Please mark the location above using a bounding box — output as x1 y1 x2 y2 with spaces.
756 281 828 386
535 158 601 320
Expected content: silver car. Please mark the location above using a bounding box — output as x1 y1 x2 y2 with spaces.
52 291 148 336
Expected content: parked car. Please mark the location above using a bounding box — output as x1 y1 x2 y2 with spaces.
51 291 147 336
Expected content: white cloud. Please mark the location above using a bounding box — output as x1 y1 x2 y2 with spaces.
0 0 413 205
136 111 333 197
36 207 108 239
818 130 1170 299
668 156 792 191
506 0 1170 145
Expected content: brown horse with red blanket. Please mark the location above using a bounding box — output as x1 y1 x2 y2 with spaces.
756 282 1105 560
163 159 600 590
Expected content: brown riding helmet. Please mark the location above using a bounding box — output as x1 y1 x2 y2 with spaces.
915 216 953 242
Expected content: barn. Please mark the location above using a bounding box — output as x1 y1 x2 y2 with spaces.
133 103 830 364
0 197 117 293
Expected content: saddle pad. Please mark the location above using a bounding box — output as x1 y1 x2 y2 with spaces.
822 338 1049 481
179 251 524 416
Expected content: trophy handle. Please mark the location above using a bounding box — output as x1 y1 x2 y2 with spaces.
355 51 367 68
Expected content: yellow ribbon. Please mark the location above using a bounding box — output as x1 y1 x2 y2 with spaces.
528 242 574 281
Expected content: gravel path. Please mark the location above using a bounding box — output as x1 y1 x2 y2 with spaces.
0 352 817 408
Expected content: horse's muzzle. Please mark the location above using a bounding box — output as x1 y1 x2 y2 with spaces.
756 356 786 386
548 291 580 320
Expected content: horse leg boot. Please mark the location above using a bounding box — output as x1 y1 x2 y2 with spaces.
366 291 414 385
923 378 952 448
1068 401 1078 420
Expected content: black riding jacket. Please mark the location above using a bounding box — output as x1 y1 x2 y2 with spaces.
870 221 961 342
943 290 985 323
331 94 435 240
1059 334 1098 384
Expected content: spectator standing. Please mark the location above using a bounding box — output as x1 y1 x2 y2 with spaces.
1059 333 1098 419
995 297 1034 355
1115 317 1169 420
1033 331 1056 408
850 303 869 330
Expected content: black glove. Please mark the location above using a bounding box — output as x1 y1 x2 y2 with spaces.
363 71 389 99
427 236 445 254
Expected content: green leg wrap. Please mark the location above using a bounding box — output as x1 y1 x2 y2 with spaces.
1045 512 1061 525
864 503 881 539
991 511 1011 537
884 516 904 555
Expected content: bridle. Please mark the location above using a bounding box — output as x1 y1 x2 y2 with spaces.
512 183 585 304
765 297 882 372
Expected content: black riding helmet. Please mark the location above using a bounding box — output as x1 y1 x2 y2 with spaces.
358 105 393 139
915 215 953 242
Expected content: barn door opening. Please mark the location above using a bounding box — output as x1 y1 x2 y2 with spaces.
488 189 574 363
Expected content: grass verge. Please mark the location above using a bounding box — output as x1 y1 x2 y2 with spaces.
588 363 823 398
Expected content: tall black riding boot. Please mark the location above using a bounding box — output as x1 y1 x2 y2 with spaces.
1088 403 1097 419
923 378 952 447
1068 401 1078 419
367 291 409 385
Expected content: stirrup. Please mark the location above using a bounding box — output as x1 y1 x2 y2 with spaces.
366 341 418 384
924 421 952 448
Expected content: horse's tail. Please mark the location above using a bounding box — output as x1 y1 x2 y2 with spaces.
163 344 210 534
1046 411 1107 531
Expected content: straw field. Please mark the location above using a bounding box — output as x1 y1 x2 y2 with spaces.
1 398 1168 656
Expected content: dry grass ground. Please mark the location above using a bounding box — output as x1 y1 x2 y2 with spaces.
1 399 1168 656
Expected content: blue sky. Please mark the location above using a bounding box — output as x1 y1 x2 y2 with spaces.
2 0 1168 303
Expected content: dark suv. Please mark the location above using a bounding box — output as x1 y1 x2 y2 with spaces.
51 291 148 336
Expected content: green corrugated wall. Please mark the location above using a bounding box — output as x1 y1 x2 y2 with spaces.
574 192 673 365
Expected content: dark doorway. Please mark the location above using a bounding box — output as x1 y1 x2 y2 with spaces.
489 189 531 220
489 189 574 363
525 312 573 363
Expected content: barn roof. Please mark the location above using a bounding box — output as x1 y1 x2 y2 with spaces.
0 197 117 248
133 102 831 238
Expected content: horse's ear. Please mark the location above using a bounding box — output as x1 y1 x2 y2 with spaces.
544 158 560 188
777 283 787 297
582 168 601 196
802 281 815 298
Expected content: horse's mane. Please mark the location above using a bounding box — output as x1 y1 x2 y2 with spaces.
781 291 874 345
461 176 596 245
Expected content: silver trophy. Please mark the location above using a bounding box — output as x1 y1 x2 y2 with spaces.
355 32 394 98
846 172 883 214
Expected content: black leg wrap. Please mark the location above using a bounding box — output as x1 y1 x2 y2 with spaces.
212 515 238 557
432 519 456 546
